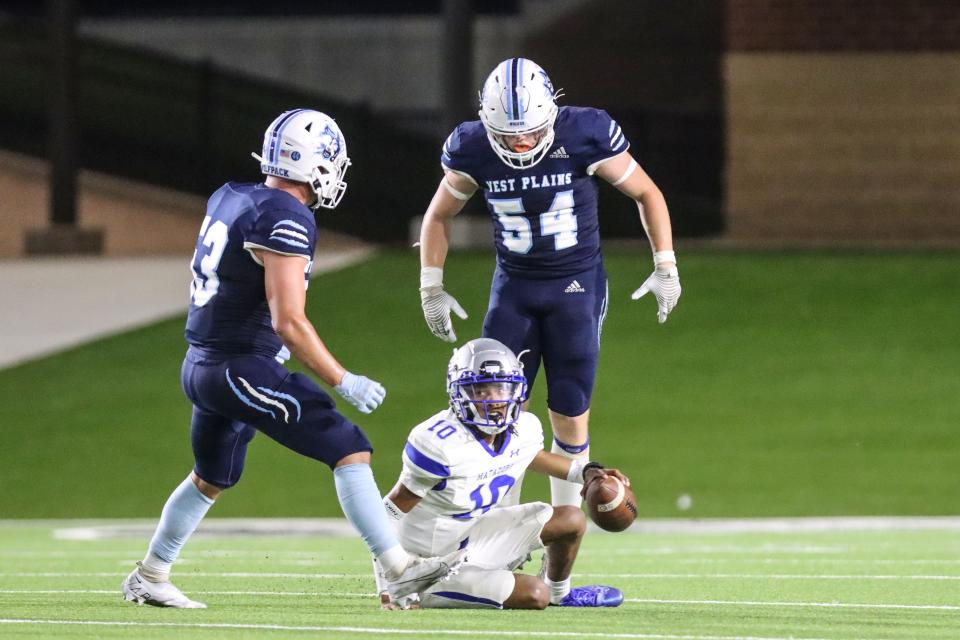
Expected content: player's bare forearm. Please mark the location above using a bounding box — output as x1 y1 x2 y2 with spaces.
419 173 474 268
260 250 347 387
531 451 633 487
419 211 451 269
529 450 577 480
596 152 674 258
637 190 674 258
274 316 347 388
386 482 422 513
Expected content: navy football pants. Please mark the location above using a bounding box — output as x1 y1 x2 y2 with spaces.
180 347 372 489
482 263 608 417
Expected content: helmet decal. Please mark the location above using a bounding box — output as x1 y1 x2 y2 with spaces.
538 68 555 95
317 124 342 161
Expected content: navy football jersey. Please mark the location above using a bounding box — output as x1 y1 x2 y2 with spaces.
441 106 629 278
184 182 316 360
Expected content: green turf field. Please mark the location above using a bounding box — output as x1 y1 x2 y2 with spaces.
0 519 957 639
0 250 958 518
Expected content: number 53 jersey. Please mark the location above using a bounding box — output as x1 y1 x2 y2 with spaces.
184 182 317 360
397 409 545 557
442 106 629 279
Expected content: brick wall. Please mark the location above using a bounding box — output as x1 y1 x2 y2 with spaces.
725 1 960 246
728 0 960 52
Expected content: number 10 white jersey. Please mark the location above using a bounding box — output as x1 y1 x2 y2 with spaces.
396 409 544 558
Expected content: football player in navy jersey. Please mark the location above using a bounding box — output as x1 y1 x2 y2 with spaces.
418 58 681 513
123 109 455 609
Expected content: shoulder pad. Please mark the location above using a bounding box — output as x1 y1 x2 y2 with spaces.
440 121 486 178
404 416 458 478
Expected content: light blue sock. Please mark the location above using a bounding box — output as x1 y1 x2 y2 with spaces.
146 475 215 565
333 463 400 557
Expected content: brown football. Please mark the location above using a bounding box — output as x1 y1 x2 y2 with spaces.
584 475 637 532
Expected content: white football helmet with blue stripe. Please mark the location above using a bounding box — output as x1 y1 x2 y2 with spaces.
478 58 560 169
251 109 351 210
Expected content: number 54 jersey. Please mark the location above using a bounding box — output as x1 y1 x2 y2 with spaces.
441 106 629 279
397 409 545 558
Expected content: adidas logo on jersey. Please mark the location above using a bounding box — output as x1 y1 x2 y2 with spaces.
564 280 586 293
549 146 569 159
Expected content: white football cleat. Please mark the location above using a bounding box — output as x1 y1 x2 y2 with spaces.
386 550 465 600
122 562 207 609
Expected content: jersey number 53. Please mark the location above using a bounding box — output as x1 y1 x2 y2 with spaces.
190 215 228 307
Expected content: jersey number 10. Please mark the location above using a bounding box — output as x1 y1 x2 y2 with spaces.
454 474 517 520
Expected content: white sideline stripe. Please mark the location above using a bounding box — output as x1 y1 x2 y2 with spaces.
4 590 955 614
0 619 840 640
0 549 359 557
666 558 960 566
5 572 959 581
579 573 960 581
36 515 960 542
626 598 960 612
0 590 374 597
0 572 366 578
615 544 849 554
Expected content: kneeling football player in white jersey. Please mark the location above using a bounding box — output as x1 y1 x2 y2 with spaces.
373 338 629 609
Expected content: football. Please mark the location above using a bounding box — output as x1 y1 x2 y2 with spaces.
584 475 637 532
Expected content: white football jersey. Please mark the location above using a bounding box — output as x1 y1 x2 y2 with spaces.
397 409 544 557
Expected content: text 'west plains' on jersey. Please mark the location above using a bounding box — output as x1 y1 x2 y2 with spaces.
442 106 629 279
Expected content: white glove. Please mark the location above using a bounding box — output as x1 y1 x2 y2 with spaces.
335 371 386 414
631 251 681 324
419 267 467 343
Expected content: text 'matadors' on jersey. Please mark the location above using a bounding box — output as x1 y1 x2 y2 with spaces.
398 409 544 558
185 182 316 361
442 106 629 279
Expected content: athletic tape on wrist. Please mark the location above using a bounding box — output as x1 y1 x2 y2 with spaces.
566 459 587 483
383 496 405 521
420 266 444 290
653 250 676 267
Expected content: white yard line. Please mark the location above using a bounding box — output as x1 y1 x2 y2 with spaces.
29 515 960 542
5 571 958 580
666 558 960 565
0 572 367 578
578 573 960 580
0 619 847 640
625 598 960 612
1 591 956 613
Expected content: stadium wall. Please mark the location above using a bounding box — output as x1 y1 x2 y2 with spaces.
725 0 960 247
0 150 201 258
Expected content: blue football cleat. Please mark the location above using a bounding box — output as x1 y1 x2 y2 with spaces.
556 585 624 607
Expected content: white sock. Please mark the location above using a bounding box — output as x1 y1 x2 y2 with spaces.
550 437 589 507
376 544 411 581
546 576 571 604
140 553 173 582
